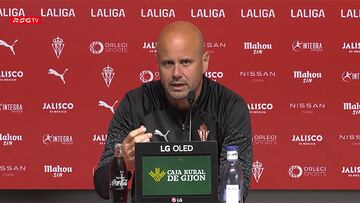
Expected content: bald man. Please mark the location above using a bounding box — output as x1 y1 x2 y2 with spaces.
94 21 252 202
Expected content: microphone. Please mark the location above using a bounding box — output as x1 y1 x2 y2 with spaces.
187 90 195 141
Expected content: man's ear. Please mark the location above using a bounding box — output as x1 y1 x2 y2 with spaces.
202 51 210 73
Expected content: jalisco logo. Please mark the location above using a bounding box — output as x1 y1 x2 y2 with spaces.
89 41 127 54
190 9 225 18
0 8 26 17
290 9 326 18
343 102 360 115
247 103 273 114
205 71 223 82
0 133 23 146
52 37 65 59
0 39 18 55
289 102 326 114
252 161 264 183
90 8 125 18
0 70 24 82
252 134 277 145
340 9 360 18
341 42 360 53
44 165 73 178
142 41 157 53
292 41 322 52
42 102 74 114
0 103 23 113
289 165 327 178
40 8 75 17
140 70 160 83
240 9 275 18
341 166 360 177
244 42 272 54
342 71 360 82
92 134 107 145
102 65 115 88
293 70 322 83
149 168 166 182
140 9 175 18
42 134 73 145
149 168 207 182
98 100 118 114
48 68 68 84
291 134 323 146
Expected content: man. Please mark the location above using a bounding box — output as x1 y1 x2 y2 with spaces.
93 21 252 201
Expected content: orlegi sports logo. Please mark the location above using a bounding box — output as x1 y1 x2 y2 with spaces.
240 8 276 18
342 71 360 82
343 102 360 115
340 9 360 18
0 133 23 146
142 41 157 53
341 42 360 53
339 134 360 146
292 41 323 52
0 165 26 177
190 8 226 18
42 102 74 114
140 8 176 18
44 165 73 178
289 102 326 114
0 70 24 82
341 166 360 178
243 42 272 55
0 103 23 113
291 134 323 146
252 161 264 183
252 134 277 145
205 71 224 82
140 69 160 83
293 70 322 84
42 134 73 145
89 41 127 54
239 70 276 83
148 167 207 183
90 8 126 18
92 134 107 145
289 165 327 178
290 9 325 18
247 103 273 114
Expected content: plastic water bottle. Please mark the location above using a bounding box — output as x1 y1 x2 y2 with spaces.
220 145 244 203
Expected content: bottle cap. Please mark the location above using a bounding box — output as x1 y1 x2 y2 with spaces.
225 145 239 160
114 143 123 157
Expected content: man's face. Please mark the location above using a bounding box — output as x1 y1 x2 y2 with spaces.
157 34 209 103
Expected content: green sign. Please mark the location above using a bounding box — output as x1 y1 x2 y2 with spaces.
142 155 212 196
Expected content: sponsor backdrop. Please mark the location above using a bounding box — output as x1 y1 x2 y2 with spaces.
0 1 359 190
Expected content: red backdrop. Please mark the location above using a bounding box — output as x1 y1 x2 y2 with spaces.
0 1 359 190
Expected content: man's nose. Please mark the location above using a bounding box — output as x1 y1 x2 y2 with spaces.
172 64 182 79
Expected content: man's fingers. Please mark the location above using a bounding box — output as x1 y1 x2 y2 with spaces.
132 133 152 144
128 126 147 138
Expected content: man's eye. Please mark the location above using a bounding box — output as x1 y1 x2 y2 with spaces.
162 60 174 67
180 59 192 66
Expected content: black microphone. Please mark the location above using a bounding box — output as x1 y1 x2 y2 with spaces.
187 90 195 141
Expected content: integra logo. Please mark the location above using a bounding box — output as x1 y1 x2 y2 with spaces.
0 103 23 113
292 41 323 52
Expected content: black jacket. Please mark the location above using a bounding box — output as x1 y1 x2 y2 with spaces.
93 76 252 201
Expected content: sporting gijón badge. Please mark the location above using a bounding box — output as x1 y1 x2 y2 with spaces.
197 123 209 141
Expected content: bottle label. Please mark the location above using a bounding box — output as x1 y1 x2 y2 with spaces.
110 176 127 189
226 184 240 203
227 150 238 160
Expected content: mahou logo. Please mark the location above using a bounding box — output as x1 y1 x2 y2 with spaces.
343 102 360 115
341 42 360 53
289 102 326 114
293 70 322 84
139 70 160 83
0 103 23 113
0 70 24 82
342 71 360 83
142 41 157 53
42 102 74 114
205 71 224 82
243 42 272 54
89 41 127 54
44 165 73 178
247 103 273 114
92 134 107 145
42 134 73 145
0 133 23 146
292 41 323 52
341 166 360 178
289 165 327 178
291 134 323 146
252 134 277 145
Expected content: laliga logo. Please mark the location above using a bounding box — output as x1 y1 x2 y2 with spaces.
89 41 104 54
139 70 160 83
0 39 18 55
288 165 303 178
